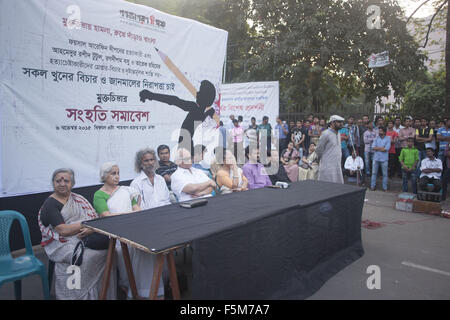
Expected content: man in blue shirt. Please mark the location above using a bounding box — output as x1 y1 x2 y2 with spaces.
339 125 350 168
275 117 289 153
370 127 391 191
437 119 450 170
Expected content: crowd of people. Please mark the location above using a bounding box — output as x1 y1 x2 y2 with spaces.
37 113 449 299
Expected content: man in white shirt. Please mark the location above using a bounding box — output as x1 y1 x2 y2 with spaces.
171 148 216 202
344 150 364 178
131 148 171 210
419 147 443 192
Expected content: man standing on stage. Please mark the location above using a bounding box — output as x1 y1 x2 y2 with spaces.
316 115 345 184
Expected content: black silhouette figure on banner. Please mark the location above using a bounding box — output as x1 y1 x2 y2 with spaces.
140 80 216 152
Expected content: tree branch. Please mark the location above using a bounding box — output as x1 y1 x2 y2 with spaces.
423 0 448 48
407 0 434 23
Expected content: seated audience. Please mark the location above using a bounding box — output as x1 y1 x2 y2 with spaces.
298 142 319 181
130 148 170 210
213 149 248 194
192 144 212 177
171 148 216 202
155 145 178 187
280 141 300 182
242 147 272 189
38 168 116 300
93 162 164 299
267 149 291 184
419 147 443 192
344 150 364 178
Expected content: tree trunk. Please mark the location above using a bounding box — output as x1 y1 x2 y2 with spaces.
446 2 450 114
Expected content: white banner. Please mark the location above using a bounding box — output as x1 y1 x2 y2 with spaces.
0 0 228 197
219 81 279 131
368 51 390 68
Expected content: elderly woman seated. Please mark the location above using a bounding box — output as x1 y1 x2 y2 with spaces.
38 168 116 300
211 148 248 194
93 162 164 299
298 142 319 181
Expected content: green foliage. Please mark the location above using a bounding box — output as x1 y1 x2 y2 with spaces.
402 66 446 117
127 0 429 116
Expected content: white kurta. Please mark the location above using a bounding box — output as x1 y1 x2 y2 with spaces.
316 128 344 184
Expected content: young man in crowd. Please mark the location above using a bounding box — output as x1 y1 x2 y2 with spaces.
302 119 311 152
437 118 450 169
258 116 272 156
358 115 370 167
419 147 443 193
399 137 419 194
398 117 416 151
339 121 350 168
415 117 433 165
393 117 404 178
370 127 391 192
291 120 305 154
386 120 399 178
346 116 360 159
363 121 377 178
275 116 289 153
156 145 178 188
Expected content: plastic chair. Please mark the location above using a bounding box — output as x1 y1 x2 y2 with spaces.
0 210 50 300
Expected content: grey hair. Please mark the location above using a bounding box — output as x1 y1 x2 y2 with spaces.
174 148 191 165
100 161 119 183
134 148 158 173
52 168 75 186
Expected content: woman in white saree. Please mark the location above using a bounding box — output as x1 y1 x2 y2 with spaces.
38 168 116 300
93 162 164 299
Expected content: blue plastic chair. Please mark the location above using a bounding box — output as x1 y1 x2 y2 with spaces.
0 210 50 300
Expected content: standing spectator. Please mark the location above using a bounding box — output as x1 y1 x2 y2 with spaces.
442 143 450 200
363 121 377 178
339 122 350 168
218 121 227 148
428 119 438 154
419 147 442 192
359 115 369 167
346 115 360 155
319 118 327 132
415 117 433 164
309 117 321 146
413 118 421 130
245 117 259 149
288 120 296 138
370 127 391 192
231 119 244 164
227 114 236 131
275 116 289 152
437 118 450 168
291 120 305 153
393 117 404 178
386 120 399 178
316 115 345 184
156 145 178 188
399 137 419 194
398 117 416 149
302 119 311 152
258 116 273 156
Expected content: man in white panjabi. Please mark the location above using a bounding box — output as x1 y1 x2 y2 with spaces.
131 148 171 210
315 115 345 184
171 148 216 202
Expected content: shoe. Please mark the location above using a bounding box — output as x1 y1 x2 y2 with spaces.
370 187 376 191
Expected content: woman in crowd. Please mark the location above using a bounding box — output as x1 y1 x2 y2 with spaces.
212 149 248 194
280 141 300 182
93 162 164 299
298 142 319 181
38 168 116 300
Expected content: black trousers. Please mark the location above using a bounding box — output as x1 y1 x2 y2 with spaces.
419 176 442 192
